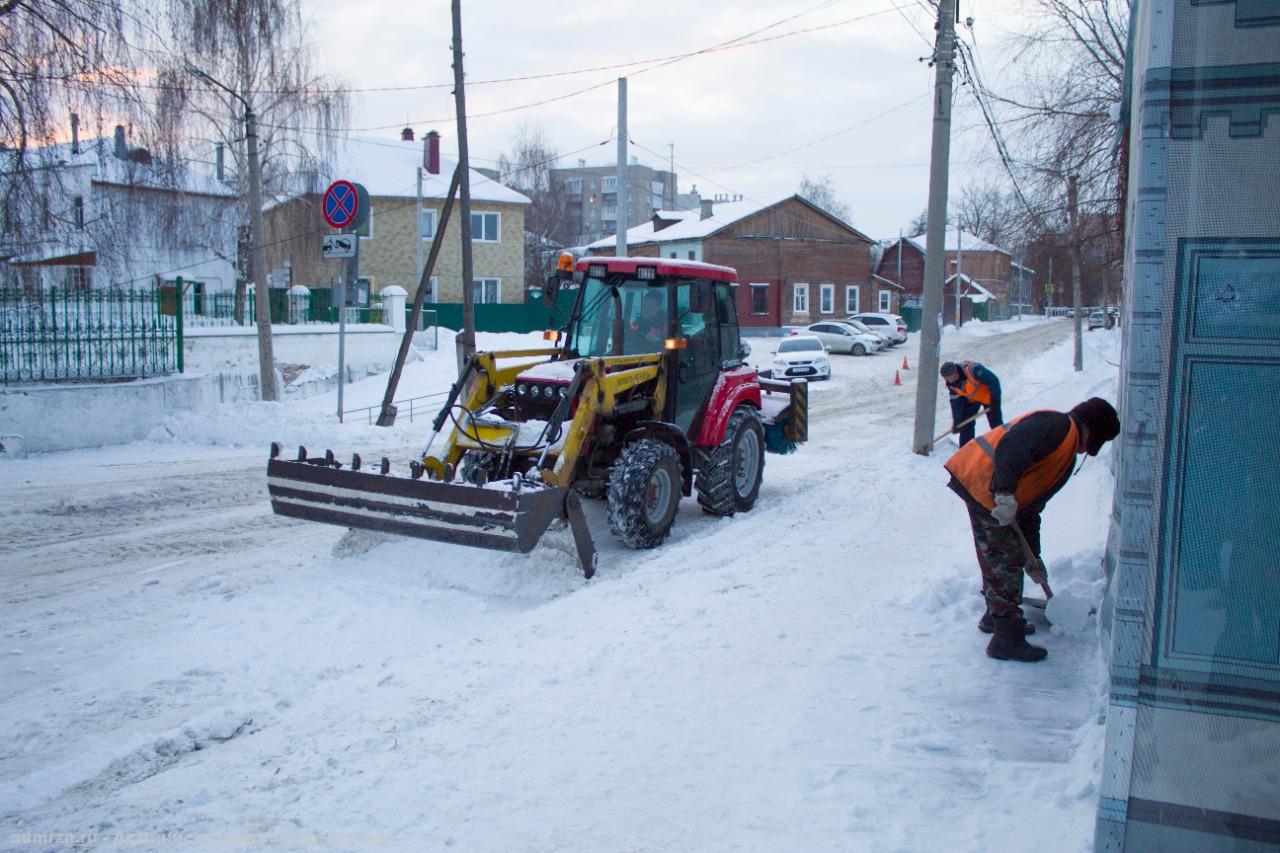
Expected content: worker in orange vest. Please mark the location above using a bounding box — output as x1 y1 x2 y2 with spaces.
944 397 1120 662
941 361 1003 446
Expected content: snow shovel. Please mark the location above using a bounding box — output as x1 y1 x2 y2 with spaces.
1011 518 1053 609
930 408 993 446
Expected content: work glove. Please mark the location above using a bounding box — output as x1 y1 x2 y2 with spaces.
991 492 1018 526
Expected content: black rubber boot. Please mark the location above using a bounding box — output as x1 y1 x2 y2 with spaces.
979 610 1035 635
985 614 1048 662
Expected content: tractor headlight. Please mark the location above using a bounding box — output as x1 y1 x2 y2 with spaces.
527 384 539 398
542 385 555 399
558 385 568 398
516 384 527 396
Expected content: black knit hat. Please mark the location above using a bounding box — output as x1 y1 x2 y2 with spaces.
940 361 960 379
1069 397 1120 455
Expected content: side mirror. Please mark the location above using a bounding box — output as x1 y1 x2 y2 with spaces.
738 339 752 360
824 344 831 352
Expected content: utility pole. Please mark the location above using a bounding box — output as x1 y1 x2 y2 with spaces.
452 0 476 373
415 166 424 285
911 0 957 455
954 223 963 327
616 77 628 257
185 65 278 401
1068 173 1083 371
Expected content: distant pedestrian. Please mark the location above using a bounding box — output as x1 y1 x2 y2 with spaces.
941 361 1002 446
944 397 1120 662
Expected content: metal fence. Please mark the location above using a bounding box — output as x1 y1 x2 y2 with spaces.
1 286 182 384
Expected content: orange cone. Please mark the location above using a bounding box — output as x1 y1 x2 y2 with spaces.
902 356 910 370
893 370 902 386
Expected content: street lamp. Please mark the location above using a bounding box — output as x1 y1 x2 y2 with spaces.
186 64 278 402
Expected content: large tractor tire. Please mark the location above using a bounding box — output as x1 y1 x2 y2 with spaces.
694 406 765 516
608 439 682 549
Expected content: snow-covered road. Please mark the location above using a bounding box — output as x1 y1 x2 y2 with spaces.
1 319 1119 851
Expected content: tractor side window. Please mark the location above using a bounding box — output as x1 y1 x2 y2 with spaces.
715 283 740 366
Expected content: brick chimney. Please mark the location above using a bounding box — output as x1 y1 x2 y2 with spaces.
401 126 414 142
424 130 440 174
70 113 80 154
113 125 127 159
215 142 225 181
700 198 714 220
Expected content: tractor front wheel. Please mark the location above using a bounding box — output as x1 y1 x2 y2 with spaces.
608 439 682 549
694 406 765 516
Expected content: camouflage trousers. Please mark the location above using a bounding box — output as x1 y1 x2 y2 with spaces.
965 503 1026 617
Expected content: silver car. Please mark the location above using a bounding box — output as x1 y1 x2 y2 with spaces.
804 322 885 356
847 313 908 345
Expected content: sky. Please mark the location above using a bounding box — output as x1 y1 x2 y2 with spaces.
300 0 1016 241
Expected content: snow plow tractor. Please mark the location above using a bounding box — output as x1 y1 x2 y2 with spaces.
266 256 808 577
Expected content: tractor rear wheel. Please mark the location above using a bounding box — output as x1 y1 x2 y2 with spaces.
694 406 765 516
608 439 682 549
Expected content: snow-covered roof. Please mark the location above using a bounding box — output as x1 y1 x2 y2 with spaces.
905 230 1010 256
946 273 996 303
585 199 766 251
331 137 529 205
7 139 236 198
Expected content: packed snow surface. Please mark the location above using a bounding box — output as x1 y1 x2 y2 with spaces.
1 320 1120 851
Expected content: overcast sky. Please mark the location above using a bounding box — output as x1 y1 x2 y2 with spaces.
301 0 1011 240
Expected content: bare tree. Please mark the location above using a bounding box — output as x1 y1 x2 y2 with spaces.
797 173 851 224
0 0 139 166
497 125 569 292
952 179 1026 250
153 0 348 321
905 209 928 238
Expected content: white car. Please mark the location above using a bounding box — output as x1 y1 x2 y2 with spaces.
848 312 908 345
804 322 885 356
773 335 831 380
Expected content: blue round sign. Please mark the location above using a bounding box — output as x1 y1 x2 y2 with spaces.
323 180 359 229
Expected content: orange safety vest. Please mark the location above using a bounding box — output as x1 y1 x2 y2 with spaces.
944 411 1079 510
951 362 993 407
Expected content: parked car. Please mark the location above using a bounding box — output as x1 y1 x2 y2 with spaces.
842 318 896 348
848 312 908 344
773 335 831 380
1088 310 1106 330
803 322 885 356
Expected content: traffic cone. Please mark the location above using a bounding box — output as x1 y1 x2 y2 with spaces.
902 356 910 370
893 370 902 386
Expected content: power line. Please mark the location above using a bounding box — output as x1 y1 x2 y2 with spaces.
257 5 904 134
699 92 930 174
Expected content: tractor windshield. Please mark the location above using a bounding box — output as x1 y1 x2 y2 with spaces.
569 277 669 357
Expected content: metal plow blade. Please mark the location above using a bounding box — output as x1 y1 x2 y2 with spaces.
266 450 597 577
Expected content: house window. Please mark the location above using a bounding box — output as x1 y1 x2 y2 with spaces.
670 252 678 259
419 209 436 240
355 204 373 239
879 289 892 312
845 285 860 314
687 251 695 260
66 266 91 292
602 176 617 190
750 283 769 315
602 219 615 233
819 283 835 314
793 283 809 315
474 277 501 304
424 276 438 303
565 178 582 194
74 196 84 230
470 211 500 242
602 205 617 216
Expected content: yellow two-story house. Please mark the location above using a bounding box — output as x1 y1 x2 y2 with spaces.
266 133 530 306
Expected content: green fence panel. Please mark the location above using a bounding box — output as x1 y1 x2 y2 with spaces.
419 290 577 334
1 286 181 384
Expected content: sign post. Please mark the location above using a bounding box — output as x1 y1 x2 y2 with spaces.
322 180 369 422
